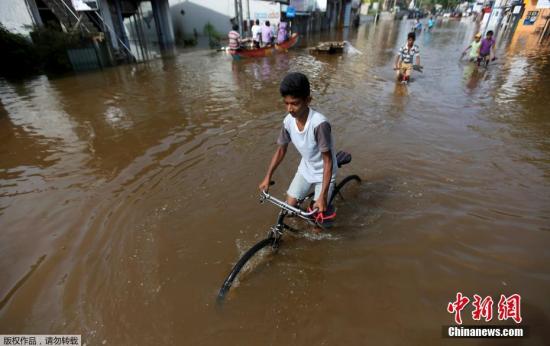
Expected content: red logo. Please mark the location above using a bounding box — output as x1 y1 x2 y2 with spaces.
472 295 494 322
447 293 522 325
498 294 522 323
447 292 470 325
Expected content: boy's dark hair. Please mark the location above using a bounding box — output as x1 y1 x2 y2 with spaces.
407 32 416 41
232 24 239 31
487 30 493 36
280 72 311 99
266 20 270 26
255 19 259 25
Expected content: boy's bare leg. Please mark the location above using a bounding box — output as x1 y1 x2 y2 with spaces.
286 196 298 207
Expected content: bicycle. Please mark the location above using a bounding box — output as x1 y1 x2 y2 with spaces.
217 151 361 301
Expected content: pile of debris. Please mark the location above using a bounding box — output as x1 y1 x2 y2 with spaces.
309 41 346 54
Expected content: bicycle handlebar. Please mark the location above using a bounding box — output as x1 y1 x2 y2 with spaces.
260 190 318 220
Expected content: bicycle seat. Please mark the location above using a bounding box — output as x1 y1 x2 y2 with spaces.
336 150 352 168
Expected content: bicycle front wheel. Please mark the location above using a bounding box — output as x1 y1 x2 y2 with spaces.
217 237 275 302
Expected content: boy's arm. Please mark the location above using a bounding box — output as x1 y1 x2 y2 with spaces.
259 145 287 192
313 151 333 213
394 54 401 69
313 121 334 213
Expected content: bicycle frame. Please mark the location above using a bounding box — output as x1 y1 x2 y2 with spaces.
259 190 319 249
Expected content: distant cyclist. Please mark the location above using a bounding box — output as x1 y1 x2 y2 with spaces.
395 32 421 84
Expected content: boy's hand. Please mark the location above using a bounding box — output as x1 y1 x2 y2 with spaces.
313 198 327 213
259 177 271 192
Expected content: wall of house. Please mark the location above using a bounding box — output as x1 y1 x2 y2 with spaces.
168 0 280 39
515 0 550 35
169 0 235 39
0 0 36 36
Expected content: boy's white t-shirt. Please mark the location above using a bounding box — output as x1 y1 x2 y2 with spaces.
277 108 338 183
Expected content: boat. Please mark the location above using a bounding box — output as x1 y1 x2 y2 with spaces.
229 33 299 59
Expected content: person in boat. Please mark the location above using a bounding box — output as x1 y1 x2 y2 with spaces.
462 32 482 62
228 24 251 50
228 24 242 50
251 19 261 49
259 72 338 229
277 22 289 44
394 32 421 84
261 21 274 47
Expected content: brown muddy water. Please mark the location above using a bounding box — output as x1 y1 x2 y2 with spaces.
1 19 549 345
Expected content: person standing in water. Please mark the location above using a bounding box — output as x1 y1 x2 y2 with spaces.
478 30 496 67
462 32 482 62
394 32 421 84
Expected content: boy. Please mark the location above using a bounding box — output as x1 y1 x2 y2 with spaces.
259 72 337 221
478 30 496 67
462 32 482 62
394 32 421 84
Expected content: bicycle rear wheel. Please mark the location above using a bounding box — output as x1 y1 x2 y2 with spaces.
217 237 276 301
329 175 361 206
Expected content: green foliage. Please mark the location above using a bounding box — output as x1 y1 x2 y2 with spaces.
30 26 83 74
203 22 221 49
0 24 98 78
0 24 40 78
183 38 197 47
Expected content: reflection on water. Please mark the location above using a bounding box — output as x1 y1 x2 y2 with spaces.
1 19 549 345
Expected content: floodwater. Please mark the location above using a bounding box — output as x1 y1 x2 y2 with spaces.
1 19 549 345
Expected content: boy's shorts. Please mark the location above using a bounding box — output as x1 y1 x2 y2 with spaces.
287 172 335 203
399 63 413 77
479 52 490 60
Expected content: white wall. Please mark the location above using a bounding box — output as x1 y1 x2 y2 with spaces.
169 0 279 38
169 0 235 38
0 0 36 36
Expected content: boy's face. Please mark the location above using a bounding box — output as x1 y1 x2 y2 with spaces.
407 37 414 46
475 36 481 42
284 95 311 118
486 33 493 39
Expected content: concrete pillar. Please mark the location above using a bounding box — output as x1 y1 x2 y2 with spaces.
99 0 119 49
152 0 175 50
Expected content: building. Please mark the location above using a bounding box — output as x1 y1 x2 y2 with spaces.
514 0 550 39
1 0 176 66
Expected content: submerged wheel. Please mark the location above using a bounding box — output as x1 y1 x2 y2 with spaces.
217 237 276 302
329 175 361 206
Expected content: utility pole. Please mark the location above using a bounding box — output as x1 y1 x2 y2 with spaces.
234 0 244 36
246 0 251 30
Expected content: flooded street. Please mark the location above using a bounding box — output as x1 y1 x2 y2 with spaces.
1 19 549 345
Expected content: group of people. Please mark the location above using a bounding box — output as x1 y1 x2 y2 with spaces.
255 26 497 231
228 20 290 51
462 30 496 67
393 28 496 85
412 17 435 33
